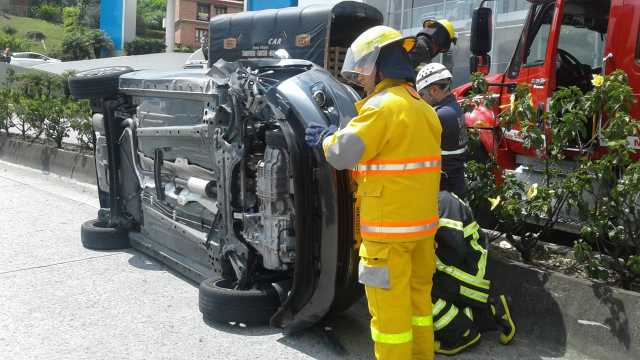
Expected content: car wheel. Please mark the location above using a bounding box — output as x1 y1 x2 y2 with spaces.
199 278 281 325
68 66 134 100
80 219 130 250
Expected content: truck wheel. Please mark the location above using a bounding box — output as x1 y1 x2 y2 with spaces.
68 66 134 100
199 278 281 325
80 219 130 250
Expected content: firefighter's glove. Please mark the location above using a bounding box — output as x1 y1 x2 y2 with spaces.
305 124 337 148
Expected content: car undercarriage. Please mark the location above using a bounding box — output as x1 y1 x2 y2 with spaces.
70 59 362 333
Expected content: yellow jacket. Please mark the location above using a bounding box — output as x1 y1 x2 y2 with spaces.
323 78 442 242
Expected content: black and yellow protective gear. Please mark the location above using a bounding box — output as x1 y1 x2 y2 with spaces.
434 191 489 307
433 191 517 353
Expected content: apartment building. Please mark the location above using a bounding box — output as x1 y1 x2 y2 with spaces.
175 0 244 48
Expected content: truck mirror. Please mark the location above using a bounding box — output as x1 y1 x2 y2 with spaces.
470 54 491 75
470 6 493 56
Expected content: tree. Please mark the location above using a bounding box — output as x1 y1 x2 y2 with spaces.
0 88 13 134
68 100 93 150
138 0 166 31
13 95 46 140
62 29 93 61
87 30 114 58
63 6 82 32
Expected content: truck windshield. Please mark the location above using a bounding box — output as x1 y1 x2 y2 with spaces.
511 0 608 78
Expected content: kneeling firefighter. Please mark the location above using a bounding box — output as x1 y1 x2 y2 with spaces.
305 26 443 360
433 191 517 355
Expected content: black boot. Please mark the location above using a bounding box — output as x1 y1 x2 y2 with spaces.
436 325 481 355
490 294 516 345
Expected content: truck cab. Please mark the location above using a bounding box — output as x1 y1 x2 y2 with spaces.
458 0 640 170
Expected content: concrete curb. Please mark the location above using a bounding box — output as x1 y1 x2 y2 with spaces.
0 134 96 185
489 255 639 360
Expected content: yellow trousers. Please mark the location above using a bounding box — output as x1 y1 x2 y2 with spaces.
359 236 436 360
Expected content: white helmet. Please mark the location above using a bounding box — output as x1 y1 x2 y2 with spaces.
416 62 452 93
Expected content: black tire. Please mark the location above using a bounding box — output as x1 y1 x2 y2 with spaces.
199 278 281 325
80 219 130 250
68 66 134 100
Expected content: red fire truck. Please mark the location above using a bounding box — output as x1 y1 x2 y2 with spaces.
455 0 640 171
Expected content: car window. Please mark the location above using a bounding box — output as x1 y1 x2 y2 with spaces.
523 6 555 68
12 53 27 58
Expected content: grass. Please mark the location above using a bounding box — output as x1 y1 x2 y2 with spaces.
0 15 64 55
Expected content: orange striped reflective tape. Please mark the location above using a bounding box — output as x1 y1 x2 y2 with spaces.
404 84 421 99
361 217 439 238
353 156 441 176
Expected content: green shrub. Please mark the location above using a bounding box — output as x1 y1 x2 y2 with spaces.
0 88 14 134
63 7 82 32
2 25 17 36
11 71 63 98
3 69 93 148
87 30 114 58
69 100 93 150
12 95 46 140
62 30 93 61
33 4 63 24
174 44 195 53
25 31 47 42
124 38 166 55
0 33 30 52
465 70 640 289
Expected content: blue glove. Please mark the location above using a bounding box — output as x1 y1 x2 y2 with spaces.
305 124 337 148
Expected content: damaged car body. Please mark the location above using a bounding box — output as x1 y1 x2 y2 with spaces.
70 1 383 333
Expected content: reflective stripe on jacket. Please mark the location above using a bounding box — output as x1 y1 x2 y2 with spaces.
322 78 442 242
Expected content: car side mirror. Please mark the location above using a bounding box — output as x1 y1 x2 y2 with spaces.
470 6 493 56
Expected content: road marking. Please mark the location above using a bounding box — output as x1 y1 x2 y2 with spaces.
0 254 123 276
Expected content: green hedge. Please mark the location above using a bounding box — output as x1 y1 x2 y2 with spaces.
125 38 166 55
0 33 30 52
0 69 93 150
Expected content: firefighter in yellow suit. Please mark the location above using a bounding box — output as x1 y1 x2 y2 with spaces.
305 26 442 360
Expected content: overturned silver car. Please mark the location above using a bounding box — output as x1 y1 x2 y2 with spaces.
69 1 383 333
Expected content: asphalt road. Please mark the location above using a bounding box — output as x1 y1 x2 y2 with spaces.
0 160 595 360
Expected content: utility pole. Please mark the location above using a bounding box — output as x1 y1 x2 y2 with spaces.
165 0 176 52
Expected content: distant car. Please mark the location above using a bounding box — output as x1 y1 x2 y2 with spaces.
10 52 61 67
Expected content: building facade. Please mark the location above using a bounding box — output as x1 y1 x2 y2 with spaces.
175 0 244 48
2 0 30 16
364 0 531 86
